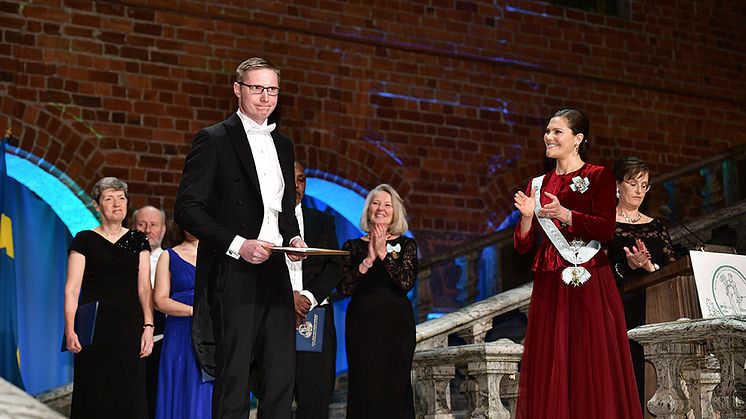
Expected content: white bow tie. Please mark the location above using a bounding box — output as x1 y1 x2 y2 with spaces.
247 123 276 135
386 243 401 254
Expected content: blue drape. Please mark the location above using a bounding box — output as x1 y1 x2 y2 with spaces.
8 176 73 394
0 139 24 389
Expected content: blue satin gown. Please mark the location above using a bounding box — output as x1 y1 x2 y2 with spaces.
155 248 213 419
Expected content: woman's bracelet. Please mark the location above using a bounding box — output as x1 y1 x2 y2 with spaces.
361 258 373 269
143 323 154 329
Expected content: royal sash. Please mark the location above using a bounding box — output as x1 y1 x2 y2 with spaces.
532 175 601 286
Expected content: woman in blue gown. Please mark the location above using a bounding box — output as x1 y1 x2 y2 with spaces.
154 224 213 418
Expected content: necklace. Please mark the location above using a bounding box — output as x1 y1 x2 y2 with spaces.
98 226 124 241
618 210 641 223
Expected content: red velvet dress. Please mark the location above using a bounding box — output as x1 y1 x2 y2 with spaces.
514 163 642 419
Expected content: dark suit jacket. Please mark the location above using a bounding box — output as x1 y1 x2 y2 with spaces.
301 208 342 304
174 112 300 375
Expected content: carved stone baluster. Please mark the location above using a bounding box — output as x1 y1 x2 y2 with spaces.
457 318 492 345
709 335 746 418
464 341 521 419
417 267 433 323
681 354 720 419
464 251 480 305
644 341 698 419
414 364 456 419
500 372 519 418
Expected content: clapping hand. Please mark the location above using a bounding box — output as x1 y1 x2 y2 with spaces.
514 187 536 219
538 192 571 225
624 239 655 272
370 223 388 260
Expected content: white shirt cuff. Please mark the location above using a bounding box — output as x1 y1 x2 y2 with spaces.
299 290 318 310
227 235 246 259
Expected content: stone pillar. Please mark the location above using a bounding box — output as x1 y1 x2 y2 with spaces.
465 361 511 419
417 267 433 323
457 318 492 345
680 354 720 419
457 340 522 419
644 341 698 419
464 251 480 305
414 364 456 419
501 373 519 418
709 335 746 418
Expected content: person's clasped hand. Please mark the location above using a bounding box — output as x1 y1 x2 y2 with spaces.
287 237 308 262
66 330 82 353
239 239 275 264
140 326 154 358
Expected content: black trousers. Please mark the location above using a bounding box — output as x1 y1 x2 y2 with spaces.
294 304 337 419
212 255 296 419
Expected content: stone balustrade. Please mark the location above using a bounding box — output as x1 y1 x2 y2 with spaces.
628 316 746 419
416 283 533 350
413 283 532 418
413 339 523 419
0 378 65 418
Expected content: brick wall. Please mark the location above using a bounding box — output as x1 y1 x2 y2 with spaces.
1 0 745 254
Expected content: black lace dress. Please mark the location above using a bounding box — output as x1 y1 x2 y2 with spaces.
607 219 676 408
340 236 417 419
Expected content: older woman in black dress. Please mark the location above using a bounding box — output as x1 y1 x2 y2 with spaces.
340 184 417 419
64 177 154 418
608 157 676 410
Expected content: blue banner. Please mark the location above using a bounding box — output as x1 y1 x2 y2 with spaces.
0 137 24 389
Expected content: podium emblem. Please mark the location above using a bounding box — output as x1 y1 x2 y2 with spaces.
711 265 746 316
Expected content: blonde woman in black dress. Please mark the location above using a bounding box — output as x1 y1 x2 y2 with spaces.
64 177 154 418
340 184 417 419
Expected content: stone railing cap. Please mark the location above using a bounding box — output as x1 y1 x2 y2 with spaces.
416 283 533 344
414 339 524 365
628 315 746 343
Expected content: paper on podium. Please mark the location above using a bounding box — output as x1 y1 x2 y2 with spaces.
691 250 746 318
270 247 348 256
61 301 99 352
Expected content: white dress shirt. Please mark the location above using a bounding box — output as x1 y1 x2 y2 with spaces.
286 204 328 309
149 247 164 288
226 111 286 259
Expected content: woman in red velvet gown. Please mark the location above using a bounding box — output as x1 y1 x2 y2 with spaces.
513 108 642 419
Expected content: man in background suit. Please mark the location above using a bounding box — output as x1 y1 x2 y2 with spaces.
288 162 342 419
174 57 306 419
132 205 167 419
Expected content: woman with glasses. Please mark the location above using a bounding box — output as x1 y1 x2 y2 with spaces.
608 156 677 411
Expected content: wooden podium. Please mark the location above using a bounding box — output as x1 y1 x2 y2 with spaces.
624 256 702 418
624 256 702 323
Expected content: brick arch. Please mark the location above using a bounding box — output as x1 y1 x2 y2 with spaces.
1 95 106 192
296 136 414 199
479 160 546 228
